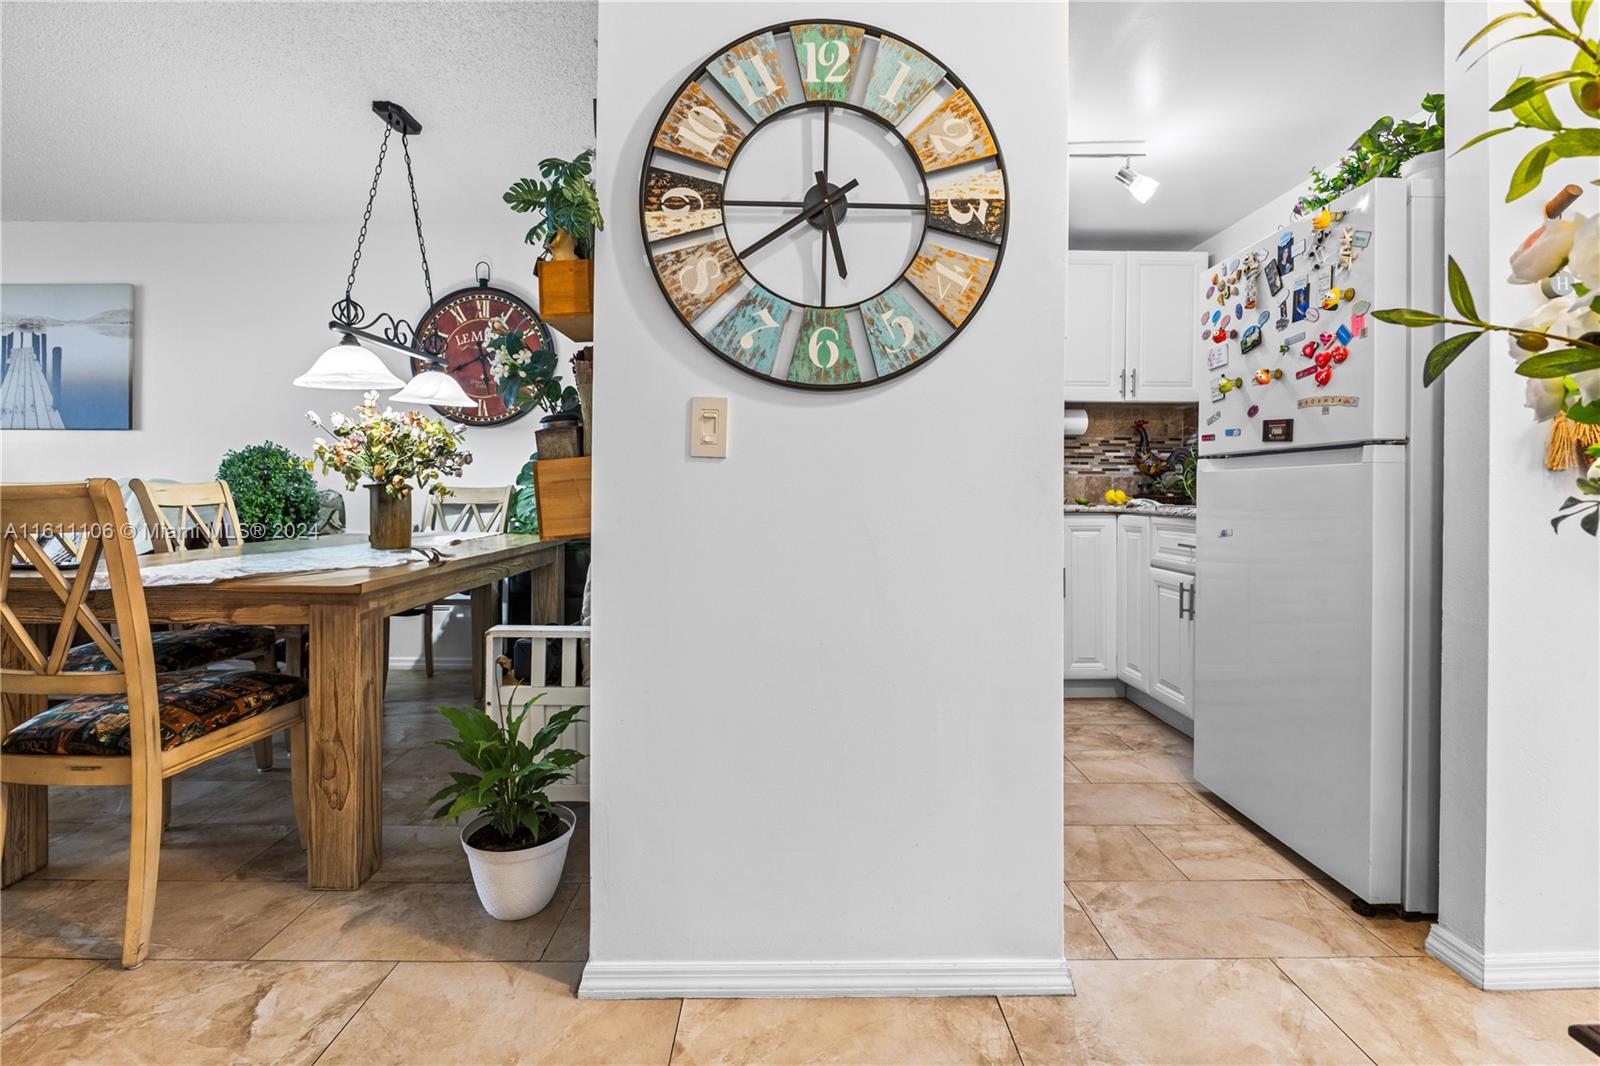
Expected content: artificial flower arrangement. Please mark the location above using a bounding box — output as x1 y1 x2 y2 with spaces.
1375 0 1600 535
483 322 579 417
306 391 472 499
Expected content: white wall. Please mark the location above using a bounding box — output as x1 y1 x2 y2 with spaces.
1 221 580 665
1427 1 1600 991
584 2 1069 998
1190 177 1304 264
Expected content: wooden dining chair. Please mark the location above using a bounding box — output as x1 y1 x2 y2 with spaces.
388 486 514 680
125 479 282 770
0 479 309 968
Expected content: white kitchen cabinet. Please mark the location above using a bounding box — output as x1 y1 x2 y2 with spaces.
1115 516 1150 690
1125 252 1205 401
1063 514 1117 679
1064 252 1126 401
1146 565 1196 720
1065 250 1204 403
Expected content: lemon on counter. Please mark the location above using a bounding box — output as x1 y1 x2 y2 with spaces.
1103 489 1129 506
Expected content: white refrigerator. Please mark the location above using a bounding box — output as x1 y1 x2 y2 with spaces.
1192 176 1444 913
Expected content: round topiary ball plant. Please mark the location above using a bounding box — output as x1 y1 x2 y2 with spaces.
217 441 319 541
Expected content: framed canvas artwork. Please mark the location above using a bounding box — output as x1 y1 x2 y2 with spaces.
0 283 133 430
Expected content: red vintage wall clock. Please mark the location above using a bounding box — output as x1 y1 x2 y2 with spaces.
640 21 1008 390
412 272 556 426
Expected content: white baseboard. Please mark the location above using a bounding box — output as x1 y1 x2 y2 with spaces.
1124 689 1194 737
1427 924 1600 990
578 958 1075 999
1063 679 1125 698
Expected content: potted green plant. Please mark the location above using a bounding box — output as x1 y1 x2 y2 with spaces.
1295 93 1444 215
216 441 319 540
504 149 603 341
306 392 472 549
428 698 585 920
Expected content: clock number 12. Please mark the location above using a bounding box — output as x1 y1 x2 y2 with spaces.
801 40 850 84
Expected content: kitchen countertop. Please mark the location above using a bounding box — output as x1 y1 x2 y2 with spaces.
1064 503 1197 519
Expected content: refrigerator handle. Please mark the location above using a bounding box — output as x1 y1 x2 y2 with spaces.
1130 369 1137 396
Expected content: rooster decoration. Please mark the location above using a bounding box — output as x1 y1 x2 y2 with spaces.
1132 419 1192 482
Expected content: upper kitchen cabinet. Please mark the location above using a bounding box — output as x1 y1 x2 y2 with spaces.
1063 252 1126 400
1064 250 1204 403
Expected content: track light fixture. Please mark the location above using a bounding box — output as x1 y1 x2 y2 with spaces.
1070 140 1161 205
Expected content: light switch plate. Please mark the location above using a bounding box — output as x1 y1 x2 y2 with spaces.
689 396 728 458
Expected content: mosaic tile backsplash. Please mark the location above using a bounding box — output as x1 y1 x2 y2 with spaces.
1064 403 1198 502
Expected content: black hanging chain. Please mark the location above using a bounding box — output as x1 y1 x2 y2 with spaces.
400 132 434 307
342 125 392 306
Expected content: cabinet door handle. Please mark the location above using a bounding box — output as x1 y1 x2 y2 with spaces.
1176 542 1196 549
1119 368 1126 397
1177 585 1188 618
1130 369 1138 396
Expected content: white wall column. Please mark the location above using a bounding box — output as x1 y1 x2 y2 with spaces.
585 2 1069 998
1429 0 1600 991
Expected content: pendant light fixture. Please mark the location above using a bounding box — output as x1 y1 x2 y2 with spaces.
296 101 473 409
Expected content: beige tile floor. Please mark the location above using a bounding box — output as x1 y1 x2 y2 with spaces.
3 676 1595 1064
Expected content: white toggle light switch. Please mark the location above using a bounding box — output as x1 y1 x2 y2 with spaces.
690 396 728 458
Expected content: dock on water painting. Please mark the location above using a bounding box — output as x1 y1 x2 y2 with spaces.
0 284 132 430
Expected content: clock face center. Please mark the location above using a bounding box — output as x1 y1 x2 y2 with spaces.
801 180 850 230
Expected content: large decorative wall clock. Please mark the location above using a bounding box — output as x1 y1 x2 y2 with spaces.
411 275 555 426
640 22 1007 390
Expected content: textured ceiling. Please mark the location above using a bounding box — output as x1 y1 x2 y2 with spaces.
1068 1 1444 249
1 1 598 223
5 0 1441 247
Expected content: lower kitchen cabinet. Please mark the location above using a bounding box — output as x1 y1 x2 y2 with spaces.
1147 566 1196 720
1064 512 1198 721
1063 514 1117 679
1116 516 1151 689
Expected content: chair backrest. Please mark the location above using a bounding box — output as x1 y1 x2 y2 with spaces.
0 481 161 747
130 479 244 553
420 486 514 534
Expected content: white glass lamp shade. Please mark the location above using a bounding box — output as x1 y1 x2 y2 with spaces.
294 333 406 390
1115 165 1160 204
391 368 476 409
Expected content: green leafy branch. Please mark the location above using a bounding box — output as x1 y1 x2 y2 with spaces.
1374 259 1600 402
1451 2 1600 200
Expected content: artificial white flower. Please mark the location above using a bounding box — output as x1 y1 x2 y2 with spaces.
1573 369 1600 406
1508 215 1582 284
1568 213 1600 290
1512 294 1575 354
1555 295 1600 343
1524 374 1567 420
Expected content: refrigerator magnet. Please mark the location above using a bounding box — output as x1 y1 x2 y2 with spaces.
1264 257 1284 296
1241 326 1262 354
1336 323 1353 346
1292 280 1310 321
1276 232 1295 275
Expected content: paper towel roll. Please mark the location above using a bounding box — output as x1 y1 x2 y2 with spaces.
1063 408 1089 437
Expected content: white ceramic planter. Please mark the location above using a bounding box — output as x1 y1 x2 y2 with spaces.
460 807 575 920
1399 150 1444 179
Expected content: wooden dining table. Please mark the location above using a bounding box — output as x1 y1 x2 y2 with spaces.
2 532 564 891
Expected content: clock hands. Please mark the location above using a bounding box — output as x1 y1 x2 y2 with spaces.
815 170 847 282
737 177 860 259
722 198 925 211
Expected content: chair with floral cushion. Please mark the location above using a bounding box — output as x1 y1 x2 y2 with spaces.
127 479 281 770
0 479 309 968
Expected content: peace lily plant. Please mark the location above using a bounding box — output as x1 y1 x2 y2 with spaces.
1374 0 1600 535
